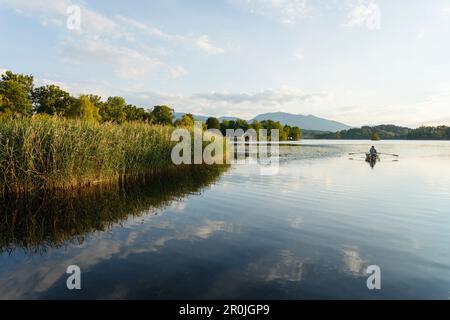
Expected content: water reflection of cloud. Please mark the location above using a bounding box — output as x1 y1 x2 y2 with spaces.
0 216 231 299
288 216 304 229
169 201 187 212
147 220 229 251
194 220 227 239
342 246 366 276
249 250 306 282
0 240 123 299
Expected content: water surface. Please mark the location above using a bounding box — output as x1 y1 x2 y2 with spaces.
1 140 450 299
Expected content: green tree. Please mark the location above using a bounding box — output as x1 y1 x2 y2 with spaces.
260 120 284 141
2 71 34 94
371 132 381 141
290 127 302 141
32 85 73 115
175 113 195 127
68 95 101 122
0 80 32 116
123 104 152 122
151 105 173 125
206 117 220 130
220 120 230 135
282 125 291 141
100 96 127 123
0 71 34 116
250 120 261 131
235 119 250 131
250 120 261 139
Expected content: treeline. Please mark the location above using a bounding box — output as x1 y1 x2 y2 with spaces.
0 71 175 125
407 126 450 140
315 124 450 140
175 115 301 140
8 69 449 141
213 118 301 141
0 70 302 140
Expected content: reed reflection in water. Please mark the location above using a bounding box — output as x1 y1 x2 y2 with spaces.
0 165 229 255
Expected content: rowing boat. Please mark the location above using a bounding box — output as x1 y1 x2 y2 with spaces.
365 153 379 163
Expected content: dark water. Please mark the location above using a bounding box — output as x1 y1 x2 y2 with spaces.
1 141 450 299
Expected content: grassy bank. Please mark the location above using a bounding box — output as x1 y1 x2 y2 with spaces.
0 116 195 195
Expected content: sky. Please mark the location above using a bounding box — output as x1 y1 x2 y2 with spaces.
1 0 450 127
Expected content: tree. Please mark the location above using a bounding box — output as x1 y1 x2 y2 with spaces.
282 125 291 141
250 120 261 131
175 113 194 127
123 104 152 122
0 80 32 115
99 96 127 123
32 85 73 115
290 127 302 141
260 120 284 141
371 132 381 141
0 71 34 116
206 117 220 130
237 119 250 131
220 120 230 135
68 95 101 122
2 71 34 95
151 105 173 125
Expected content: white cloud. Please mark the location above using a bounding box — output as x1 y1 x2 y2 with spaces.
0 68 8 76
114 15 174 41
40 78 70 90
1 0 224 80
0 0 119 37
170 66 187 79
344 0 381 30
115 15 225 54
193 88 326 105
294 48 304 60
235 0 312 23
63 37 162 78
194 35 225 54
417 29 426 40
124 87 330 119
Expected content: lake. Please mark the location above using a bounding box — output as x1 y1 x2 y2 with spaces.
1 140 450 299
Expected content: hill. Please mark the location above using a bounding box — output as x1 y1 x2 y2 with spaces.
174 112 351 132
251 112 351 132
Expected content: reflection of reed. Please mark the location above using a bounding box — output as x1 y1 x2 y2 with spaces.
0 165 228 254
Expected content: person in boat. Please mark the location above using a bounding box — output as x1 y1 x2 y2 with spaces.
369 146 377 155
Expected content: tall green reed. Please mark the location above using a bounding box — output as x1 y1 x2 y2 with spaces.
0 116 180 195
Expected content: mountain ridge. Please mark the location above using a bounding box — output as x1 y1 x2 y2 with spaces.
174 111 351 132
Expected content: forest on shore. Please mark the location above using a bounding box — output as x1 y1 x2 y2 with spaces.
315 124 450 140
0 70 302 141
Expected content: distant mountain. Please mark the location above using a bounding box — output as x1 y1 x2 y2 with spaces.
174 112 351 132
251 112 351 132
218 116 239 122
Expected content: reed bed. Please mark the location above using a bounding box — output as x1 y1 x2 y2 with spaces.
0 116 182 195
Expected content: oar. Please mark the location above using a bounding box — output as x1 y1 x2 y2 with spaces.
379 153 399 157
348 152 366 155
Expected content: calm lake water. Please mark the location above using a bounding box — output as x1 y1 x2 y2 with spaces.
1 140 450 299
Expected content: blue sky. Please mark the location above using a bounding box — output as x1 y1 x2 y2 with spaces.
1 0 450 127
